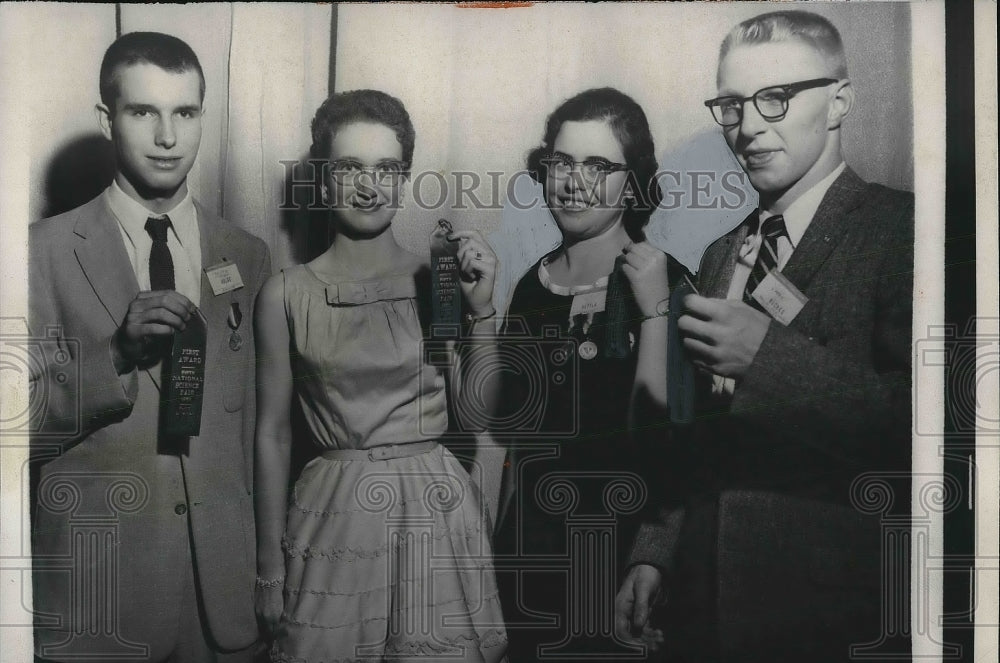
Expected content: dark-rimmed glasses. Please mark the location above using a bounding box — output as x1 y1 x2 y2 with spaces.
542 152 628 183
329 159 409 186
704 78 839 127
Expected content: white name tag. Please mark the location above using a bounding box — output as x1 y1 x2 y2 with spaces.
205 261 244 296
569 289 607 317
751 271 807 326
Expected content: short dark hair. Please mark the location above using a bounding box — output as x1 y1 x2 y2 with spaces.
719 11 848 80
100 32 205 113
310 89 416 169
526 87 662 241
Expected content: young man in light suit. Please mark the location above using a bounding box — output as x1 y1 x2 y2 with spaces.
617 11 913 662
30 32 270 662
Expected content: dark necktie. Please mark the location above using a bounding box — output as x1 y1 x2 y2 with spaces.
145 216 175 291
744 214 788 305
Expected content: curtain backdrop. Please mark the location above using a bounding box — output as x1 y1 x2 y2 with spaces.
5 6 919 660
337 2 913 257
20 2 912 272
24 2 332 270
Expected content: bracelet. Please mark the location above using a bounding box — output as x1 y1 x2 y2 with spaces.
255 575 285 589
464 308 497 325
641 298 670 322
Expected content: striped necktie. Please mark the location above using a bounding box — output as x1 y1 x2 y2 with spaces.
744 214 787 305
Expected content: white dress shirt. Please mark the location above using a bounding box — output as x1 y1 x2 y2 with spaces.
724 161 846 302
105 180 202 306
713 162 847 396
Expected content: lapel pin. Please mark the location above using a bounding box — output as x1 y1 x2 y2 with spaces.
227 302 243 330
228 302 244 350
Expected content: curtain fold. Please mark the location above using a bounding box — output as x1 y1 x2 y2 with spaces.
223 3 332 270
120 2 331 270
120 3 235 217
21 3 117 223
336 2 914 258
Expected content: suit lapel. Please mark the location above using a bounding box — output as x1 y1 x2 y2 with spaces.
195 202 241 355
73 196 166 388
780 168 867 292
194 202 252 477
699 213 752 299
73 196 141 327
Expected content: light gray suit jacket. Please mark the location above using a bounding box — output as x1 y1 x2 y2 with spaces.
30 193 271 661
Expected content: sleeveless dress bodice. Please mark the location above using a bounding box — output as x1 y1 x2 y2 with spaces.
283 264 448 449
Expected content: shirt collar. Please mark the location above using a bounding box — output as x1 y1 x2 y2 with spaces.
760 161 846 248
106 178 197 246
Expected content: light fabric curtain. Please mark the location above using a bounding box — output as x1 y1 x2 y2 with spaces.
121 2 332 270
119 3 235 217
2 8 118 659
19 3 118 224
19 3 334 273
222 3 332 269
336 2 913 255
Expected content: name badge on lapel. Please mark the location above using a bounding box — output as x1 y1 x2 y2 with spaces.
750 271 808 326
205 260 244 296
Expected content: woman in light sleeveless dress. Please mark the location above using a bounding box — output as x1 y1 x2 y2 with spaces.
253 90 507 663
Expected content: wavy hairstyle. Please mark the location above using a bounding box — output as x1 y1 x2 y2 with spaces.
309 89 415 174
526 87 662 241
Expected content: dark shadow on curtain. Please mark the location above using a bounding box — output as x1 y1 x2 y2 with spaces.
280 153 333 265
42 134 116 218
279 154 329 480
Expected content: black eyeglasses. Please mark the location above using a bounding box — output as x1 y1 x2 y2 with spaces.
704 78 839 127
329 159 409 186
542 152 628 183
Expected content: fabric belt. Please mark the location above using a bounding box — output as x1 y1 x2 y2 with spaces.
321 440 439 462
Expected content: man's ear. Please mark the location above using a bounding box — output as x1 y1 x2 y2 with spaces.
320 181 329 206
96 103 114 140
827 80 854 130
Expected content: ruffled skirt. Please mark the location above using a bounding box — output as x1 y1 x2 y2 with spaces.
272 444 507 663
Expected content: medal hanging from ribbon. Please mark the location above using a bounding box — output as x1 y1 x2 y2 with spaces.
568 289 607 361
227 302 244 350
430 218 462 338
160 307 208 441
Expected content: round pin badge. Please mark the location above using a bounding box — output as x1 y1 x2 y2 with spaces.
229 331 244 351
578 340 598 360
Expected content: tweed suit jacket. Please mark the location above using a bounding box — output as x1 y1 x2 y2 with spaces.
29 193 271 661
629 167 914 659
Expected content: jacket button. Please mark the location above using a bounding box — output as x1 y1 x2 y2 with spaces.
174 503 188 515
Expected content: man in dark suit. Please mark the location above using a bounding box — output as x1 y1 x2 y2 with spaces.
616 11 913 662
30 32 270 662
